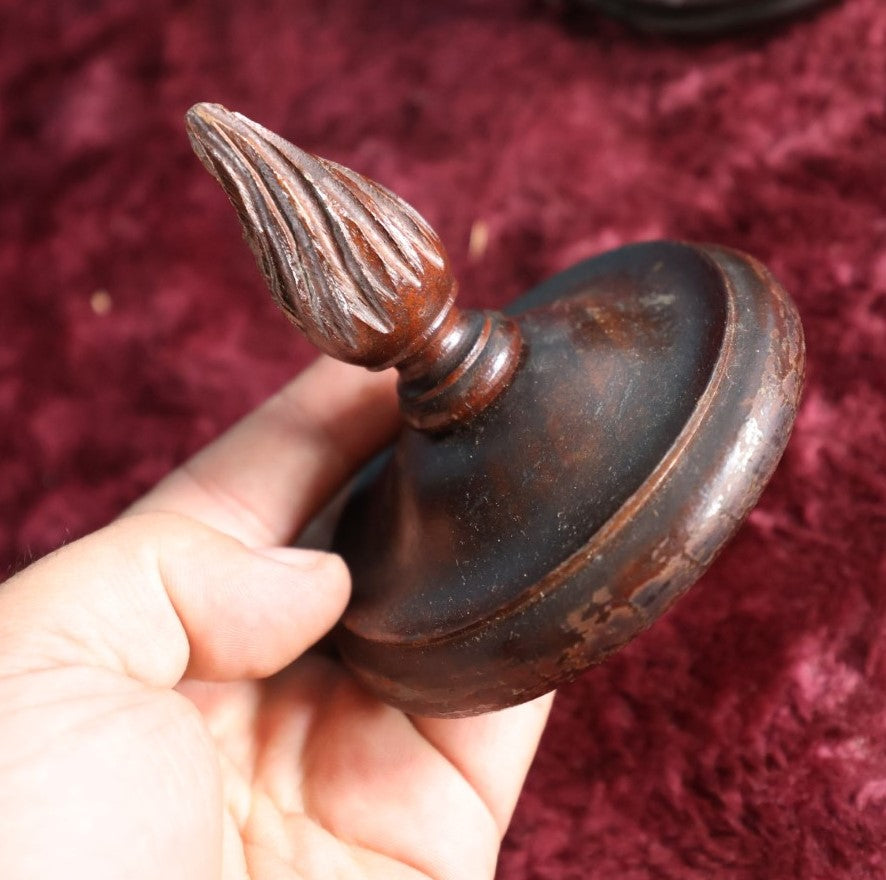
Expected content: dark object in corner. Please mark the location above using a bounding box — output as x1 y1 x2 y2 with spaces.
575 0 830 34
185 103 805 717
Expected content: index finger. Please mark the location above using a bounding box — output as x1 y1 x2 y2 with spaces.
126 356 400 547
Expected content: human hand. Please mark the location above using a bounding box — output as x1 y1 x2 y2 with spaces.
0 357 552 880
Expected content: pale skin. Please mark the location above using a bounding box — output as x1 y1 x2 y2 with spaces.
0 357 553 880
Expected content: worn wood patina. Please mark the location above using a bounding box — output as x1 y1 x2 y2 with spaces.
186 103 805 717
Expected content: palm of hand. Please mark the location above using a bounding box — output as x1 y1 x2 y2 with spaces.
0 360 551 880
2 653 534 879
185 659 513 879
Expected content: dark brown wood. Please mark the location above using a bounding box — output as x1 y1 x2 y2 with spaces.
185 103 521 432
186 104 805 717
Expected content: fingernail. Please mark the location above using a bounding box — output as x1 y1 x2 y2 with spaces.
254 546 340 571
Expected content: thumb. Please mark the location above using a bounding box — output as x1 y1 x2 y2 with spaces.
0 512 351 687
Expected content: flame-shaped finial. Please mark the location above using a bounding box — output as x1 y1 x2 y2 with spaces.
185 102 455 368
186 103 524 430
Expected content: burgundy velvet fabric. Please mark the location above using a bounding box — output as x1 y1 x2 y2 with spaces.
2 1 884 876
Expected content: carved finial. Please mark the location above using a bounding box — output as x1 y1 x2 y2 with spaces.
186 103 522 429
185 103 454 368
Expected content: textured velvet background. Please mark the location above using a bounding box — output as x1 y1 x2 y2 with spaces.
2 0 884 877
